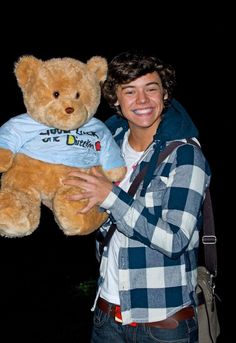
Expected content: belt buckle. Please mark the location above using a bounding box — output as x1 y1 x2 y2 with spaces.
114 305 123 323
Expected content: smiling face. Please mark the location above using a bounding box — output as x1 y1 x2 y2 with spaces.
115 72 168 136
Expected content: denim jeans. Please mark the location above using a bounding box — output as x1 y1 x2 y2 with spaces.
90 306 198 343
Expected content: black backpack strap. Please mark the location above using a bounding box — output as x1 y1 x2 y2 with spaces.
202 188 217 276
185 140 217 276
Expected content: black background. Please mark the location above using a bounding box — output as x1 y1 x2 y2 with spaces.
0 5 231 342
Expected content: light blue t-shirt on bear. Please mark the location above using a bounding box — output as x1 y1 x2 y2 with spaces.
0 114 125 170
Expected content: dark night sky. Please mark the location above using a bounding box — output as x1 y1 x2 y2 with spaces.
0 6 231 341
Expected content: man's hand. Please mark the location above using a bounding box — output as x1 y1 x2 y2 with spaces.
63 167 113 213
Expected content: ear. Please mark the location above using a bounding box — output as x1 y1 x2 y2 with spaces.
86 56 108 82
14 55 41 89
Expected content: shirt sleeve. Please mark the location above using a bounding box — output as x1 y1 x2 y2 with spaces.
99 127 126 171
0 117 29 153
100 144 211 258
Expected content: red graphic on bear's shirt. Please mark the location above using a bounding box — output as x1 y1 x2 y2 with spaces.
95 141 101 151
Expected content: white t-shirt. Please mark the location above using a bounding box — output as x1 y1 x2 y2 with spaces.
100 131 144 304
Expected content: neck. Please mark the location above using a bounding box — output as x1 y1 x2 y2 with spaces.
128 125 159 152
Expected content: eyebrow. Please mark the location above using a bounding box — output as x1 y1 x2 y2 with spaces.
120 82 160 89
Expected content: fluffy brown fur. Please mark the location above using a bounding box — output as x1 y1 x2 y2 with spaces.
0 56 126 237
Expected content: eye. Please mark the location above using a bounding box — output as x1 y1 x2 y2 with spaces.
124 89 135 95
53 91 60 98
147 87 159 92
75 92 80 99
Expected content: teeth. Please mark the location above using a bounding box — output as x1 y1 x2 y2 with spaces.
134 108 151 115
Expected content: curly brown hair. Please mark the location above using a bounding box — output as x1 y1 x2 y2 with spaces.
102 51 176 115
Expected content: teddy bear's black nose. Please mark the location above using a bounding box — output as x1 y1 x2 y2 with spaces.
65 107 74 114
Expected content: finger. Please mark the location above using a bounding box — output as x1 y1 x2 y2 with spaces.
63 179 88 188
91 167 104 177
67 193 88 201
78 201 96 213
68 171 95 182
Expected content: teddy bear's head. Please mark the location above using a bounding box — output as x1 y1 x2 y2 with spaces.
14 55 107 130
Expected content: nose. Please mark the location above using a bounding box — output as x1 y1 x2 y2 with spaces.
136 90 148 104
65 107 74 114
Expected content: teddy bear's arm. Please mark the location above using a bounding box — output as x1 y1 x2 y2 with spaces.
0 147 14 171
0 113 35 143
105 166 127 183
0 118 21 171
99 127 127 182
0 114 38 172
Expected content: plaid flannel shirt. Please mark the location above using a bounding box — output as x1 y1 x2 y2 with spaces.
92 100 211 325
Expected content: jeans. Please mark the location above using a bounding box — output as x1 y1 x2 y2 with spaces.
90 306 198 343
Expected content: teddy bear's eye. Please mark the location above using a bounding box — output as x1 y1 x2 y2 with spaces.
53 91 60 98
75 92 80 99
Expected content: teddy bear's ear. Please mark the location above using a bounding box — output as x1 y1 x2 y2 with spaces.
14 55 42 89
86 56 108 82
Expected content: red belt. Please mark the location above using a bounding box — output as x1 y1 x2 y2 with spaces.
97 297 195 328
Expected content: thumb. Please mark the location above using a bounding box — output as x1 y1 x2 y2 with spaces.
91 167 104 177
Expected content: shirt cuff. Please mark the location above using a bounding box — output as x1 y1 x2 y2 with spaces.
100 187 118 209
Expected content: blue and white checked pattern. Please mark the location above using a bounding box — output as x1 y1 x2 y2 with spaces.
93 140 211 325
92 99 211 325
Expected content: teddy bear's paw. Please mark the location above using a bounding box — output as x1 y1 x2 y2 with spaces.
0 191 40 237
0 148 14 172
54 202 108 235
0 214 37 237
104 166 127 182
53 186 108 235
55 208 108 236
0 222 34 238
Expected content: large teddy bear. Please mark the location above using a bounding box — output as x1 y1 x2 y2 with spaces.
0 55 126 238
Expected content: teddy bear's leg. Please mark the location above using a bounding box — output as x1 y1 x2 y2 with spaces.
0 189 40 237
53 185 108 235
